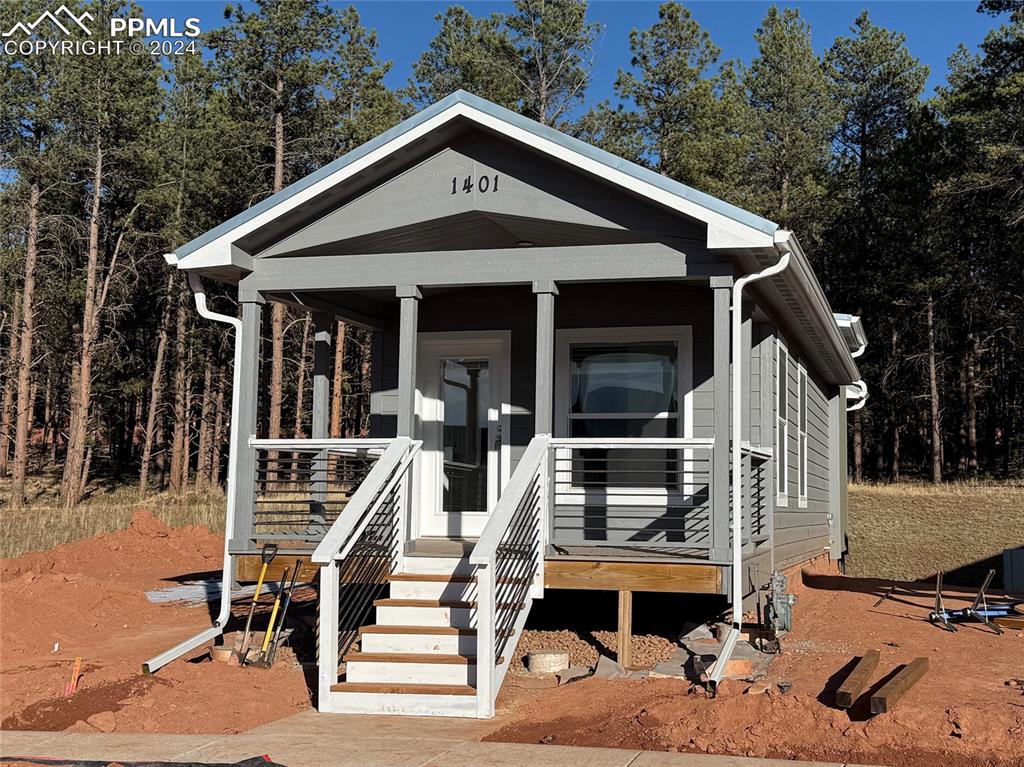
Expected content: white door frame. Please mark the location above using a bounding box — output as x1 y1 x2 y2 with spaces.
415 331 511 539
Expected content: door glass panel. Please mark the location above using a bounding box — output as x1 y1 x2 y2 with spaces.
441 358 490 513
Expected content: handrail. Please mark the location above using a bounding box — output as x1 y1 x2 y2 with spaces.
250 437 391 451
470 435 550 566
549 437 714 449
311 437 414 564
740 443 773 461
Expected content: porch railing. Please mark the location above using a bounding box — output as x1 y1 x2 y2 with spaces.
471 434 549 718
245 438 393 552
548 437 715 554
741 444 771 546
311 437 420 707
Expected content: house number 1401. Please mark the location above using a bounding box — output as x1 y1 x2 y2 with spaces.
451 174 499 194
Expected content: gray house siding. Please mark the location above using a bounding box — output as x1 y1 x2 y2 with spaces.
772 331 833 571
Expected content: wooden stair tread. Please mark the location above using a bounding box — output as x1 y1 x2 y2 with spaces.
387 573 475 583
345 651 477 665
360 625 477 636
373 598 475 608
331 681 476 696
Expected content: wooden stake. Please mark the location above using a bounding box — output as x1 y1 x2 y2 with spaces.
618 590 633 669
871 657 929 714
835 649 880 708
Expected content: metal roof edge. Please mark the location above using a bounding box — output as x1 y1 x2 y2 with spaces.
175 90 778 262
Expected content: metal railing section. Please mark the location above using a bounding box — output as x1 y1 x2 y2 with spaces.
548 437 715 552
248 438 392 550
311 437 420 706
741 444 771 545
470 434 550 718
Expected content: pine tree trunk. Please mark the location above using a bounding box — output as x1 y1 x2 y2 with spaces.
180 354 193 492
268 88 286 478
61 139 103 507
1 292 22 477
210 355 226 487
330 320 347 438
965 333 979 476
853 410 863 482
891 419 900 481
195 347 214 492
169 284 188 494
139 275 174 493
42 373 52 461
359 334 372 436
926 295 942 483
291 315 311 479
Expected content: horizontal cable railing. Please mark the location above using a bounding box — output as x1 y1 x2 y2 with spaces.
248 438 392 548
471 435 550 719
313 437 420 703
548 437 714 551
741 444 771 545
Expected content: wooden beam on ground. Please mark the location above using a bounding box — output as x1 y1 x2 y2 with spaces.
835 649 880 708
618 590 633 669
994 615 1024 630
870 657 929 714
545 560 722 594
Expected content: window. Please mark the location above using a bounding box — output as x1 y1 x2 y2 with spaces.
798 364 808 508
776 339 789 506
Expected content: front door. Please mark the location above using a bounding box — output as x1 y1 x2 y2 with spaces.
417 332 510 538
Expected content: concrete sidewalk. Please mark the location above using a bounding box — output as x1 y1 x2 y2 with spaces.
1 711 882 767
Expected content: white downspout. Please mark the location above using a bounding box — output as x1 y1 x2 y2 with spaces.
709 232 792 692
143 259 243 673
847 380 868 412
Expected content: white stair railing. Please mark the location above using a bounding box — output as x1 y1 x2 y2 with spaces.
470 434 550 718
311 437 420 710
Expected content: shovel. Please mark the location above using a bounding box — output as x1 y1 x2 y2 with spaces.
254 559 302 667
234 543 278 662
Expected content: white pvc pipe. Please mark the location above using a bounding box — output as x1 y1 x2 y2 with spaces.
709 234 792 690
143 263 243 673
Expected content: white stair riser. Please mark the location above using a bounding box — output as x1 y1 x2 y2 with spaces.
376 605 476 628
401 557 476 577
389 580 478 601
361 632 477 655
326 691 477 717
347 660 476 686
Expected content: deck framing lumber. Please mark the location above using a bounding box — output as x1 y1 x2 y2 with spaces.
870 657 929 714
544 560 722 593
835 649 880 708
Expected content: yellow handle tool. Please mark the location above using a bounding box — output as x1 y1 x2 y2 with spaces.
258 566 290 657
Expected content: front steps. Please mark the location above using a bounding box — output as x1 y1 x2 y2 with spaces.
327 555 483 717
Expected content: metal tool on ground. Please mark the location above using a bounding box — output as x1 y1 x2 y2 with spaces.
254 559 302 667
235 543 277 661
246 565 289 665
929 569 1021 635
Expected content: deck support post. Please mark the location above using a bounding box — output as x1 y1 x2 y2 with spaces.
618 589 633 669
396 286 421 438
230 298 263 551
533 281 558 436
710 277 732 564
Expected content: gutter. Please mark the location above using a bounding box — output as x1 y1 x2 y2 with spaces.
709 230 793 692
142 256 243 673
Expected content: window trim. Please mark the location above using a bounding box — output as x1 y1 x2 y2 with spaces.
797 362 808 508
775 337 789 508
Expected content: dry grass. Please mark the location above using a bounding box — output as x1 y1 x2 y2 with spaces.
845 481 1024 585
0 476 224 559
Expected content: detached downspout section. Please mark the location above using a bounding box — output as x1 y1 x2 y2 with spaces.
709 231 793 692
143 258 243 673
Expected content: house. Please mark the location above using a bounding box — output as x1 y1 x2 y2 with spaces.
152 91 867 718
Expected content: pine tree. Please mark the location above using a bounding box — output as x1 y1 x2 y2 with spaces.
745 6 836 239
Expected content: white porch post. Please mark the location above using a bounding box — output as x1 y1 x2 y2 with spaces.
396 286 421 437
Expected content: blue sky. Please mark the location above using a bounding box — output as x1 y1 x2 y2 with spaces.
144 1 1000 106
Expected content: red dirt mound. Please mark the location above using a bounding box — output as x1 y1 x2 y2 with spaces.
0 512 310 734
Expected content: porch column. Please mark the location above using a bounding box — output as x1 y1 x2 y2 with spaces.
710 277 732 562
231 297 263 551
533 281 558 435
311 312 332 440
396 286 421 437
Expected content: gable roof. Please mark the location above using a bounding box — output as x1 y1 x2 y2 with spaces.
173 90 778 272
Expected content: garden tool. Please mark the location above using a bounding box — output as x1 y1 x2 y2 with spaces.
253 559 302 667
246 566 289 665
235 543 277 661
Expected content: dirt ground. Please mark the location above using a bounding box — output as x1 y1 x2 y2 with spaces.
2 513 1022 767
0 511 310 734
488 571 1024 767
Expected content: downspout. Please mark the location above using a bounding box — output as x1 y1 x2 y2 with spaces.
709 232 792 692
847 380 868 412
143 258 243 673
